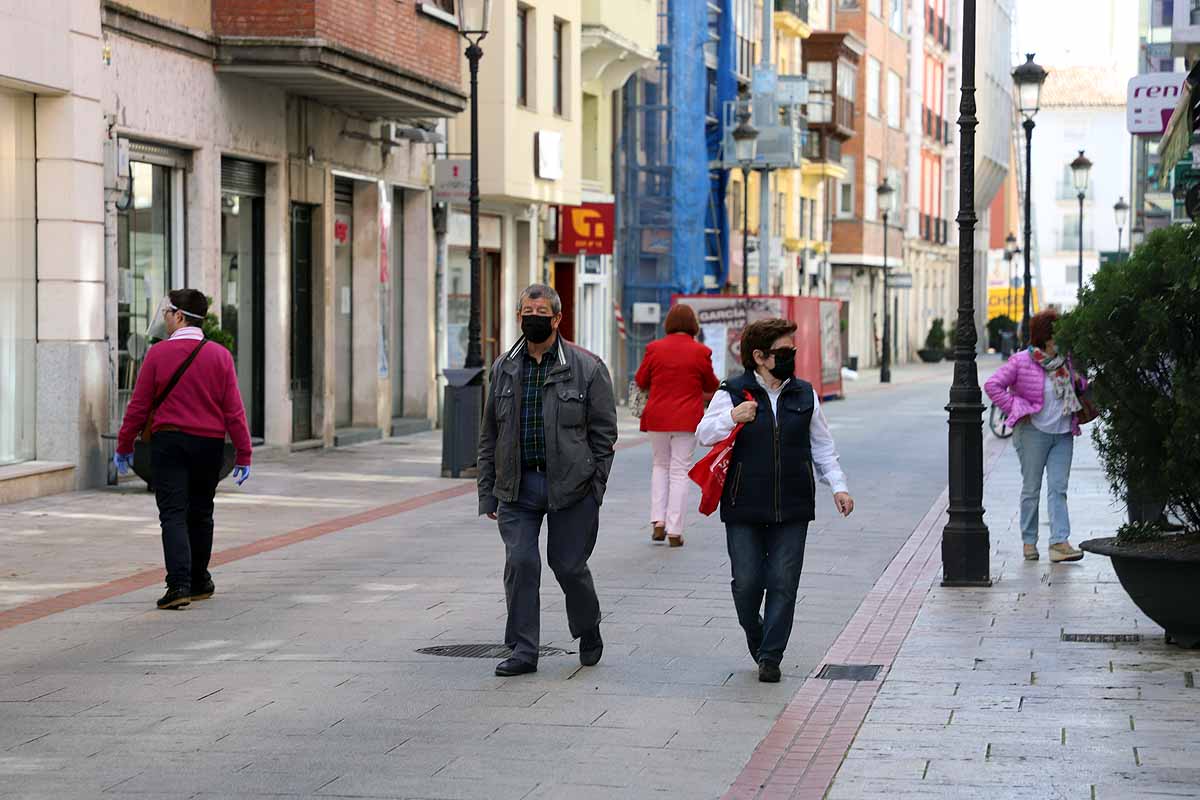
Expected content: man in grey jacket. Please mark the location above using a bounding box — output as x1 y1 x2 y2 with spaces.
478 284 618 677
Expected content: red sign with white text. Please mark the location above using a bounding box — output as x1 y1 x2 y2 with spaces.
558 202 615 255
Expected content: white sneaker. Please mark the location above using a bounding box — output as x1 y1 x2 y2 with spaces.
1049 542 1084 563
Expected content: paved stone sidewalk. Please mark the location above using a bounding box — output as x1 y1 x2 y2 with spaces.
823 435 1200 800
0 376 972 800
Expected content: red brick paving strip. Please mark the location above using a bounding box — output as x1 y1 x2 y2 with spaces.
723 438 1008 800
0 435 648 633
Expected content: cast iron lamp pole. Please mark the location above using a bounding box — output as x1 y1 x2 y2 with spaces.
731 90 759 297
1004 232 1018 322
877 178 895 384
1012 53 1046 345
941 0 991 587
457 0 493 370
1114 196 1129 254
1070 150 1092 297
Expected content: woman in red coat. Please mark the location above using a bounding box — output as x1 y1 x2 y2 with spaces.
634 304 720 547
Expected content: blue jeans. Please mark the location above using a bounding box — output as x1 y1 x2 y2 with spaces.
725 521 809 666
1012 423 1074 545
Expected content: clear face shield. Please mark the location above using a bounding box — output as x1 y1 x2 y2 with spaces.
146 297 204 341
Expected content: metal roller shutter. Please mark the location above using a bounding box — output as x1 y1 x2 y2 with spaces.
221 158 266 197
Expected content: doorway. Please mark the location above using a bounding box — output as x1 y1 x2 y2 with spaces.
290 203 315 442
333 179 354 428
553 260 576 342
390 188 405 418
220 158 266 440
482 252 502 366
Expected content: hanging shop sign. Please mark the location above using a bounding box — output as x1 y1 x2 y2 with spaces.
1127 72 1188 136
558 202 615 255
433 159 470 203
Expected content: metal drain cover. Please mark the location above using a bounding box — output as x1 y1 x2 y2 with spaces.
1061 633 1142 643
417 644 571 659
817 663 883 681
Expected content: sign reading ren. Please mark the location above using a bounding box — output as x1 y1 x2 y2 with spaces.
558 202 615 255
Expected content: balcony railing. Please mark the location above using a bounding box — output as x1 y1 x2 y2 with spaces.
920 214 950 245
775 0 810 22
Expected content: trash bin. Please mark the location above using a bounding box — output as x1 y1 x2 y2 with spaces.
1000 330 1016 360
441 367 485 479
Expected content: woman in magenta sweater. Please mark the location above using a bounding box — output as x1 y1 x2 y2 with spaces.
985 309 1086 563
634 304 720 547
115 289 252 609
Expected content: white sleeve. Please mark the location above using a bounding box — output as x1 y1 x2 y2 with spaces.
696 390 737 446
809 389 849 495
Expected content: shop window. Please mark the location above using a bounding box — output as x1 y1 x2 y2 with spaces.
118 158 183 420
0 91 36 465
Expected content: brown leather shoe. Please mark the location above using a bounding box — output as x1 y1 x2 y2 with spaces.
668 535 684 548
651 524 666 542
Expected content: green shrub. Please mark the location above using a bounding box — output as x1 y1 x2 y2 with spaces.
1055 223 1200 533
986 314 1018 351
924 318 945 352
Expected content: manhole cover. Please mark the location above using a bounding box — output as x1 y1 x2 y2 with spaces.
417 644 571 659
1060 633 1142 643
817 664 883 681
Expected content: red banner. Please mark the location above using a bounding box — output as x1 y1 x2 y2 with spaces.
558 202 615 255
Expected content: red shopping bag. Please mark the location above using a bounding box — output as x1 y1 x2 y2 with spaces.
688 391 751 516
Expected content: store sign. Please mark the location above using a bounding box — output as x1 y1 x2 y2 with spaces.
889 271 913 289
1128 72 1188 135
433 159 470 203
535 131 563 180
558 202 615 255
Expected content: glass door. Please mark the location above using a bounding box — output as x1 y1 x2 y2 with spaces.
220 192 265 439
117 161 174 419
290 204 315 442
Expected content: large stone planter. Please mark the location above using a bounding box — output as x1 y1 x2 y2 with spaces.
917 349 943 363
1080 536 1200 648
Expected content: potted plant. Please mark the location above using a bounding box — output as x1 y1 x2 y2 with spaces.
918 318 945 363
943 319 958 360
1056 224 1200 647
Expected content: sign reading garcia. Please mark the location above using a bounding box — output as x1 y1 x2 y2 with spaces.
1127 72 1188 135
558 202 615 255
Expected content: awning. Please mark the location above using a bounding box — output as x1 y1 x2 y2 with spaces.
1157 62 1200 189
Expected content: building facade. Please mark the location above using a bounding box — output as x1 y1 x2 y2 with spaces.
0 0 466 502
829 0 912 370
442 0 653 385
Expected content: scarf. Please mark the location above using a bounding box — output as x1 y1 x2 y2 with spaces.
1030 347 1082 417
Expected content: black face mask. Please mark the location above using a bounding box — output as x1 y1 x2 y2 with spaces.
521 314 555 344
768 349 796 382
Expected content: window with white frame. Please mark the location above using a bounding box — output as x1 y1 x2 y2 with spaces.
889 0 904 32
864 158 880 221
887 70 902 128
837 155 856 218
867 58 881 118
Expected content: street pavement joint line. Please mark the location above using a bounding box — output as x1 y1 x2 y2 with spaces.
0 480 479 632
722 436 1010 800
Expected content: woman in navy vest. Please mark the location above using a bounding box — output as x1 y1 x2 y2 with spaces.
697 318 854 683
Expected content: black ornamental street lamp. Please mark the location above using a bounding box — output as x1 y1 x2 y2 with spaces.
1012 53 1046 345
732 90 759 297
1131 221 1145 251
877 178 896 384
1114 196 1130 254
440 0 492 479
1004 232 1019 321
942 0 991 587
457 0 492 370
1070 149 1093 296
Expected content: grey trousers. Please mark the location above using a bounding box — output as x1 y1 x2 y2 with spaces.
497 470 602 665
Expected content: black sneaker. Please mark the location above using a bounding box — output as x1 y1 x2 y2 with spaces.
758 661 781 683
190 579 215 601
156 587 191 610
580 627 603 667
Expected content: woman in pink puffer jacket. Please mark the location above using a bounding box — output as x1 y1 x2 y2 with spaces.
985 309 1088 564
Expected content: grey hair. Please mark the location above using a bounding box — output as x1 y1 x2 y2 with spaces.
518 283 562 315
